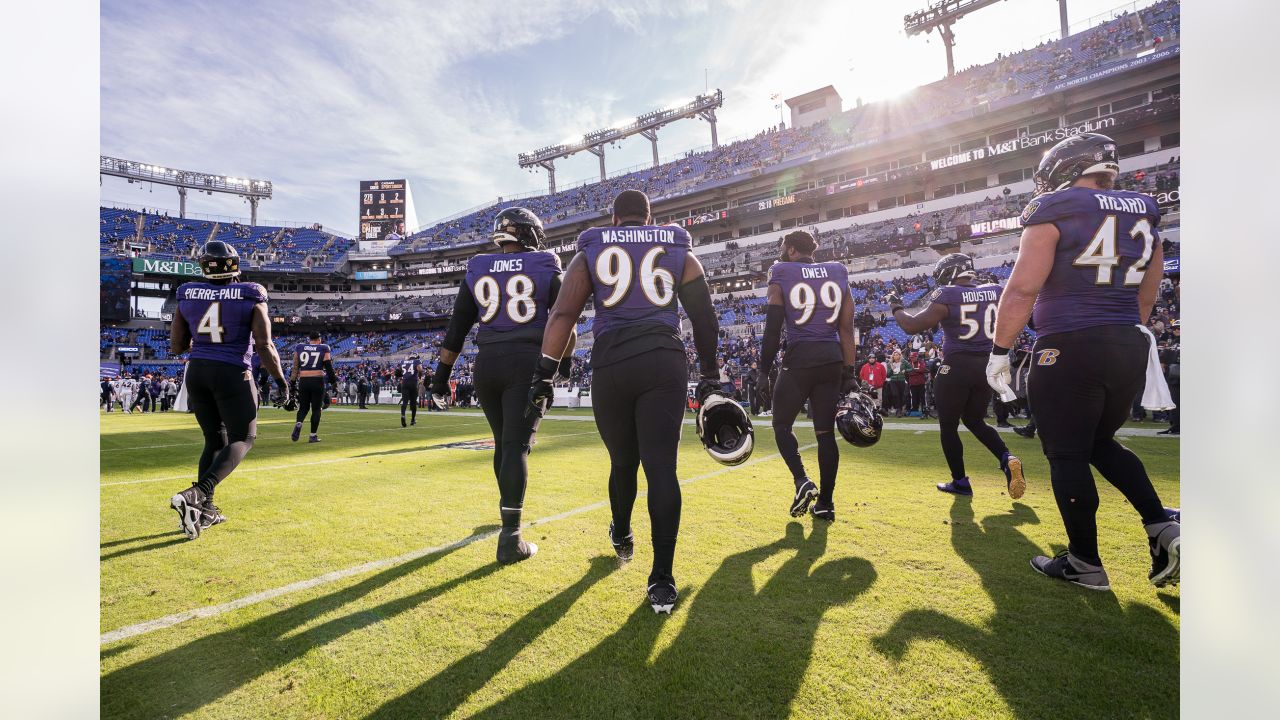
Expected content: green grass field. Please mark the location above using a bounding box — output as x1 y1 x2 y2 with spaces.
100 405 1179 719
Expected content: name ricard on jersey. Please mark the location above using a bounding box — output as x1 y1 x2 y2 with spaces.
599 227 678 244
184 286 246 301
960 289 998 303
1094 194 1149 213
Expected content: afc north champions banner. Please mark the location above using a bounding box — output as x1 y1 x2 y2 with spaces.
359 179 419 251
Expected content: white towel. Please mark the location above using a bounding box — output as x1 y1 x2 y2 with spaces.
1136 325 1176 411
174 371 190 413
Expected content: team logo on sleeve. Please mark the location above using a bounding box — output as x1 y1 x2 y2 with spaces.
925 287 944 304
1020 200 1041 224
1036 349 1060 366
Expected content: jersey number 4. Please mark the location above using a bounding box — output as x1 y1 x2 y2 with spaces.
1074 215 1155 286
197 302 224 343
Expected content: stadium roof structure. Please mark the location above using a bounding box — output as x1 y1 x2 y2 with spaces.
100 155 273 224
905 0 1070 77
518 89 724 194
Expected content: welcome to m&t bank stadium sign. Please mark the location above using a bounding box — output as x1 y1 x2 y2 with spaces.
131 258 203 277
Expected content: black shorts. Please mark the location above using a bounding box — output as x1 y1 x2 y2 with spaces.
1029 324 1148 460
933 352 991 424
400 378 419 398
474 343 541 444
591 348 687 466
772 361 842 432
185 358 259 441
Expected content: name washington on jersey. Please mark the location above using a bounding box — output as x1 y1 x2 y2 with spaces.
1094 194 1150 213
183 287 248 301
598 228 679 244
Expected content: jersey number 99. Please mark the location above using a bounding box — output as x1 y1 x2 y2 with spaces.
788 281 841 325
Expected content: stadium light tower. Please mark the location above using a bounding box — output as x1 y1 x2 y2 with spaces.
99 156 273 224
518 90 724 194
904 0 1006 77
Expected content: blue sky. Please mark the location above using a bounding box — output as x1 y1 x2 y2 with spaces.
101 0 1154 233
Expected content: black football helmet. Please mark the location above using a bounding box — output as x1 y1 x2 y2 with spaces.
492 207 546 250
835 390 882 447
323 389 333 409
696 393 754 466
198 240 241 280
933 252 975 286
1032 132 1119 196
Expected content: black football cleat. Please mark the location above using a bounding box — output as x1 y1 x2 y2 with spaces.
411 418 416 426
1030 550 1110 591
1164 507 1180 523
496 528 538 565
1013 424 1036 439
291 422 302 442
790 478 818 517
810 501 835 522
996 421 1014 429
199 501 227 530
401 415 407 428
308 435 321 443
647 576 678 614
1146 520 1181 587
936 478 973 497
1003 455 1026 500
170 485 208 540
609 522 635 562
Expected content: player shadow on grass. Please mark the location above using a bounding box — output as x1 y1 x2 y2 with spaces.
100 531 183 549
453 522 876 719
363 555 619 719
872 497 1179 718
100 524 501 719
100 536 188 561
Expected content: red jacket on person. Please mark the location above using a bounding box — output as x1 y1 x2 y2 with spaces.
859 361 886 389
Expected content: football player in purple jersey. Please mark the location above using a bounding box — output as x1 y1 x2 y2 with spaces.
987 133 1179 590
890 253 1025 500
431 207 572 565
759 230 858 521
528 190 722 613
290 331 337 443
398 355 423 427
167 241 291 540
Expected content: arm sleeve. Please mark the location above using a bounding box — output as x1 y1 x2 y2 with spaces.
322 358 337 385
760 304 784 377
441 283 480 354
676 274 719 378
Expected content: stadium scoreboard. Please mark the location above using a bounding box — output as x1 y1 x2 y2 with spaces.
359 179 419 249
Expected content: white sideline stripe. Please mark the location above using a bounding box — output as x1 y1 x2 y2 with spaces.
100 429 601 487
324 407 1174 437
101 418 485 452
99 442 815 646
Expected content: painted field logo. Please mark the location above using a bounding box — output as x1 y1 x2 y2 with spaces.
1036 349 1061 366
436 438 495 452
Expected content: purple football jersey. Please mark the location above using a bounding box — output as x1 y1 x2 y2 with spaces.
177 281 267 369
930 282 1003 355
294 343 331 371
464 250 562 336
578 224 690 339
1021 187 1161 336
768 261 849 344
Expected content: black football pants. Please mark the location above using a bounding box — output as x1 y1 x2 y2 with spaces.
473 345 543 530
771 362 842 505
295 377 325 434
592 349 687 580
185 359 259 499
933 352 1010 483
1029 325 1167 565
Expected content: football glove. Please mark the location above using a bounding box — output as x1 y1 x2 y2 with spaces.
526 355 558 419
985 352 1017 402
840 365 858 394
273 379 297 412
695 375 722 406
885 291 904 312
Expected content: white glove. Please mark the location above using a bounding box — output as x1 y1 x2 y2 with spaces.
430 393 449 411
985 352 1017 402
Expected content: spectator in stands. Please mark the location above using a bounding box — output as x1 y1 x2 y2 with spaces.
859 353 887 407
883 349 909 418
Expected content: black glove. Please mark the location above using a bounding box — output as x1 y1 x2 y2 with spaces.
695 375 722 406
430 362 453 398
526 355 558 418
274 378 297 412
885 292 904 313
841 365 858 394
557 355 573 380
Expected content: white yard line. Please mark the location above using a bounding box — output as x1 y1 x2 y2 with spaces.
100 417 486 452
100 442 815 646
